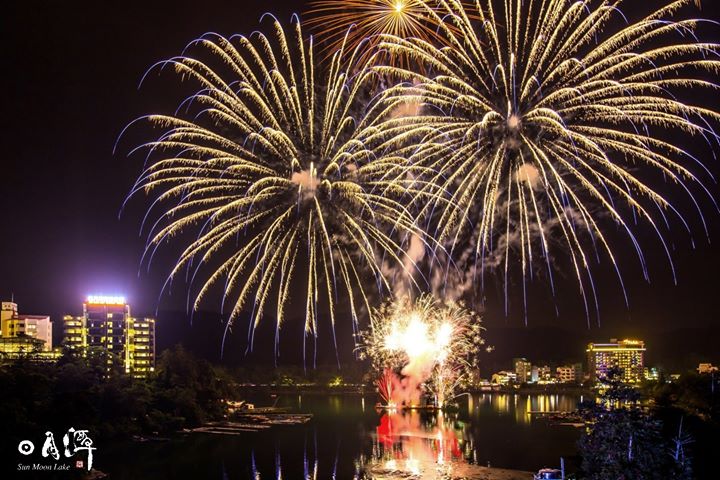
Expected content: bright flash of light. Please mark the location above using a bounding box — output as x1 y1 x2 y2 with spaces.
360 294 485 407
374 0 720 323
384 312 448 361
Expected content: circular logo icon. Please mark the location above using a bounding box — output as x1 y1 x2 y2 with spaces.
18 440 35 455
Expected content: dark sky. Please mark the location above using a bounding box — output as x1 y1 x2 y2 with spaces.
2 0 719 365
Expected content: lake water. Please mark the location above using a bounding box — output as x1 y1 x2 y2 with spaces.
102 393 584 479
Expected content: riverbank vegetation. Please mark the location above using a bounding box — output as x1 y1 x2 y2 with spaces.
576 369 719 480
0 345 237 453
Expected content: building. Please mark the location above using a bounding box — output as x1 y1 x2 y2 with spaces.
0 301 16 322
0 336 46 356
536 365 553 383
697 363 718 375
556 364 583 384
491 371 517 385
644 367 660 381
587 339 645 384
1 301 58 361
2 301 53 350
513 358 533 383
63 296 156 377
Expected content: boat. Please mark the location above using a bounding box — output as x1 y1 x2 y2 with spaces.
534 468 563 479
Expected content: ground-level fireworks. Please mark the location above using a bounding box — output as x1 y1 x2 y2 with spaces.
360 294 485 408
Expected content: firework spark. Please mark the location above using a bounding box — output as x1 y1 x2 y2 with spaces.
125 17 427 362
375 0 720 321
360 294 484 407
304 0 460 67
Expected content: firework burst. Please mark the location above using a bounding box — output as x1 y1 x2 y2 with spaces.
359 294 484 407
375 0 720 320
304 0 463 67
125 17 427 362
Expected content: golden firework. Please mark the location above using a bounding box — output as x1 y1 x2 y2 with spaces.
304 0 458 67
375 0 720 319
127 17 429 361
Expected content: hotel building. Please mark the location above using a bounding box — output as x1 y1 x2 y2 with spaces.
63 296 156 377
0 301 58 360
587 339 645 384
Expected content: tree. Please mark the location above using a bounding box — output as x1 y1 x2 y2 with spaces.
577 368 691 480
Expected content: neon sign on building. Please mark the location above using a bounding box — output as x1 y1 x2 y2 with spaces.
85 295 126 305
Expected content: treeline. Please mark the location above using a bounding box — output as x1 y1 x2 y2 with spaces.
230 362 368 386
0 345 237 453
575 369 719 480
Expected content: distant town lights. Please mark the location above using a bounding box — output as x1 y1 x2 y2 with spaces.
86 295 126 305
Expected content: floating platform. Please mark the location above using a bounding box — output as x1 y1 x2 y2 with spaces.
192 414 313 435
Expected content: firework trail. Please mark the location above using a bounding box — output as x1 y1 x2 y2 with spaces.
124 17 428 363
374 0 720 322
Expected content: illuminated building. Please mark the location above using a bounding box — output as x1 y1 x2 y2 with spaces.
0 336 45 355
2 301 53 350
644 367 660 381
491 371 517 385
536 365 552 383
0 301 16 322
1 301 59 361
697 363 718 375
587 339 645 384
513 358 532 383
555 364 583 384
63 296 156 377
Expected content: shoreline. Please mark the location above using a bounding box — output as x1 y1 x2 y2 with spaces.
234 384 593 396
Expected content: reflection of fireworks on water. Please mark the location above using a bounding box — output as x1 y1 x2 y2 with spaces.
359 294 485 407
369 411 466 478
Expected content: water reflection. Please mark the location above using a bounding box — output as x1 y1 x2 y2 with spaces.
368 410 467 478
471 393 578 425
103 393 583 479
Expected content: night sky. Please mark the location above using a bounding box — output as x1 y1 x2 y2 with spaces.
3 0 719 367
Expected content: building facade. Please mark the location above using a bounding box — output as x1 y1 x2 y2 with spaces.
556 364 583 384
1 301 58 361
2 301 53 349
491 371 517 385
513 358 533 383
587 339 645 384
537 365 552 383
63 296 156 377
